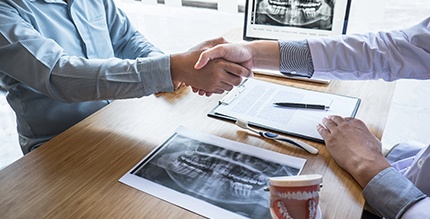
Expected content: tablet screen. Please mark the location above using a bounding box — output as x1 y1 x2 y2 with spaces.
243 0 352 41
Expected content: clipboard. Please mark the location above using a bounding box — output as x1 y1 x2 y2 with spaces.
208 78 361 142
253 69 331 84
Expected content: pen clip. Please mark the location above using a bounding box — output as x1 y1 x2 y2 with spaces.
327 99 334 110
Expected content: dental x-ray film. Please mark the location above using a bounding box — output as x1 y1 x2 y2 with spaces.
119 126 306 219
243 0 351 41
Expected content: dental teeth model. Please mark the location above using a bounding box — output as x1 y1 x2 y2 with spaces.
269 174 322 219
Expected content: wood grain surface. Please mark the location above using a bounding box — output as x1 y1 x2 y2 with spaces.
0 74 394 219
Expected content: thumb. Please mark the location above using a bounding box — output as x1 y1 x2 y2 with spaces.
194 53 211 70
194 46 226 70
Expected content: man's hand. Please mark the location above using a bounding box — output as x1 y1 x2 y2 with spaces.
317 116 391 188
194 40 280 71
194 42 255 71
188 37 229 54
170 38 252 96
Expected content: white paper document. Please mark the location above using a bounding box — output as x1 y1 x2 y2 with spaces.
210 78 360 141
119 126 306 219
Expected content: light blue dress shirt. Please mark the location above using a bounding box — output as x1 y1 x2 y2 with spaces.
0 0 174 154
279 17 430 219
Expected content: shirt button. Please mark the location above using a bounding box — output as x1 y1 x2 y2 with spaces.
417 159 424 169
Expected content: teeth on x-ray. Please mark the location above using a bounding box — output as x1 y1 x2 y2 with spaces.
134 133 301 218
258 0 333 29
231 181 253 197
143 134 299 210
156 148 270 204
268 0 322 10
169 151 268 188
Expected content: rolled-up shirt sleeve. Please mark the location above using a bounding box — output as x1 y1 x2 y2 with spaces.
279 40 314 78
363 167 428 219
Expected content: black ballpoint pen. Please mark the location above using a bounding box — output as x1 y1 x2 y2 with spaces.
273 102 330 110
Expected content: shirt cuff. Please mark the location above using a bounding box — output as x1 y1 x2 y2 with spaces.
363 167 427 219
278 40 314 77
137 55 174 94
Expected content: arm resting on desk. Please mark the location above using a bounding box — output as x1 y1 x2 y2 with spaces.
363 167 430 219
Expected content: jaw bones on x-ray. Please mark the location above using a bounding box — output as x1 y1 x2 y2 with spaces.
134 134 300 218
255 0 335 30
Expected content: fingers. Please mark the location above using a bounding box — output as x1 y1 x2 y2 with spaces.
191 87 215 97
316 123 330 138
189 46 253 95
193 59 249 94
173 82 186 90
217 59 253 79
210 37 228 45
328 115 346 125
317 115 346 138
317 116 363 139
322 116 338 130
205 58 252 88
201 37 227 47
321 115 347 129
217 70 244 88
213 81 234 92
191 87 198 93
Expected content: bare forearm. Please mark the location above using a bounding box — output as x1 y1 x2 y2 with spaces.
248 40 280 71
170 52 195 84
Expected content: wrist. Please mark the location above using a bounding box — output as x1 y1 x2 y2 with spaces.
249 40 280 70
170 54 182 83
170 52 193 84
352 158 391 188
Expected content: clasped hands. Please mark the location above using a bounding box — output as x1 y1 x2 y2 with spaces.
173 38 392 188
170 37 254 96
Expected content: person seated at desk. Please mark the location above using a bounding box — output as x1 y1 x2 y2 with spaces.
0 0 251 155
194 17 430 219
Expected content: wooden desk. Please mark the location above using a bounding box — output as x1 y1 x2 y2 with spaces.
0 75 394 218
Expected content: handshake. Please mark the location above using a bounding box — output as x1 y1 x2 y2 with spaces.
170 37 279 96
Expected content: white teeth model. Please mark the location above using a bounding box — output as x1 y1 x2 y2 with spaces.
274 199 317 219
276 191 319 200
276 201 293 219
